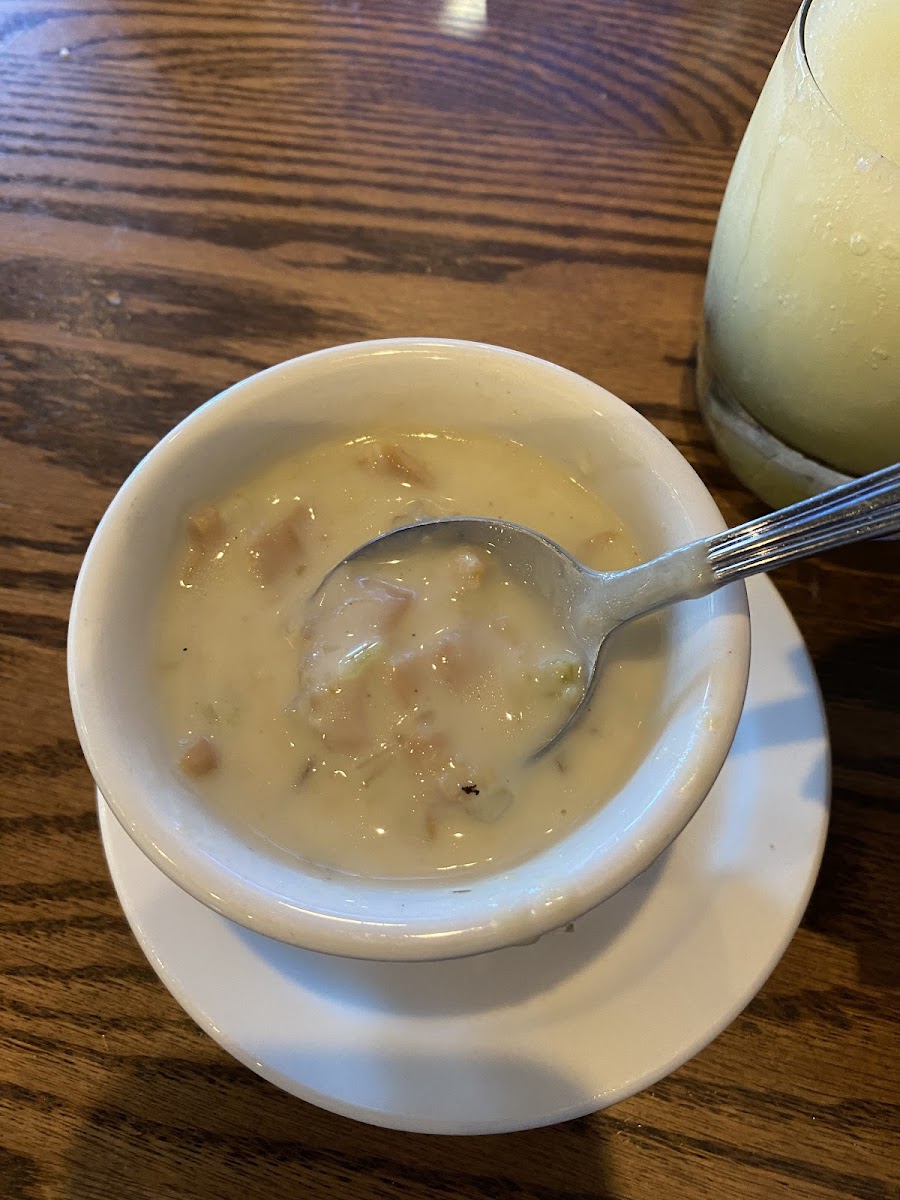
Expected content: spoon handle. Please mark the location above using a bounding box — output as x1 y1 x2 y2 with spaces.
705 462 900 585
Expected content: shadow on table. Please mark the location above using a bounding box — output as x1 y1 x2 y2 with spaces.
58 1050 613 1200
802 628 900 990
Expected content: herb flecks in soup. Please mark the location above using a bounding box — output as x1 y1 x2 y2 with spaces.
156 432 665 878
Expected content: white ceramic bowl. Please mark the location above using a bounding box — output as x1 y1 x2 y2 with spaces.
68 339 750 961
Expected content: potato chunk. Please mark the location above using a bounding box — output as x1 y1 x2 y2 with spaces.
187 506 225 543
178 734 218 778
449 548 490 591
342 577 414 633
182 505 226 580
360 440 432 487
249 505 309 583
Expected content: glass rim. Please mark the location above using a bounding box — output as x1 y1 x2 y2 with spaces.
797 0 899 170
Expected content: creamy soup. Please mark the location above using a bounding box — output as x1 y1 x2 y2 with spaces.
156 431 666 878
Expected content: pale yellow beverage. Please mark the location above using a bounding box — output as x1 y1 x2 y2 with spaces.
700 0 900 500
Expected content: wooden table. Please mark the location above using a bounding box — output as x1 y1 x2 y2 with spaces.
1 1 897 1196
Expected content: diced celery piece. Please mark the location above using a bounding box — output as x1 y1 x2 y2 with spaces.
535 653 582 697
337 638 385 680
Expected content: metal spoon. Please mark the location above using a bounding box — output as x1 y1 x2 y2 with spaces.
321 462 900 756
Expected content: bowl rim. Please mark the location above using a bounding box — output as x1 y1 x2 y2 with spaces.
69 338 750 960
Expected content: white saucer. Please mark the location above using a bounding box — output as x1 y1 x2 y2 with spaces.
99 575 829 1135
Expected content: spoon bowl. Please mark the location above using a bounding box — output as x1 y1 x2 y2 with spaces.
324 461 900 756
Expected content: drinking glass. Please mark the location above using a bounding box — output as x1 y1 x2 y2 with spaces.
697 0 899 507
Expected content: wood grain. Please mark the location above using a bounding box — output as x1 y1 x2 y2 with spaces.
1 2 897 1198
